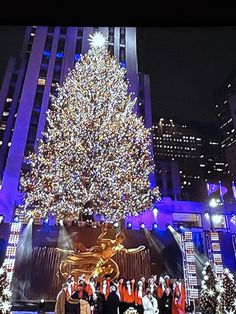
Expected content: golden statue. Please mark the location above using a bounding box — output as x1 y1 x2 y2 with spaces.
56 229 145 281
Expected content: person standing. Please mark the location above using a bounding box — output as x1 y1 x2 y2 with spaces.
123 279 135 312
67 285 90 314
100 277 110 301
55 283 69 314
147 277 157 296
157 277 165 301
142 289 159 314
118 278 125 314
164 276 171 288
135 281 145 314
67 276 78 296
172 290 185 314
93 288 105 314
159 287 172 314
104 286 120 314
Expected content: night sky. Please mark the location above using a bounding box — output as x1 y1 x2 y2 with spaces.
1 26 236 125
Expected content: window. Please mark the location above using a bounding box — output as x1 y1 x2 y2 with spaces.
211 215 227 229
173 213 202 228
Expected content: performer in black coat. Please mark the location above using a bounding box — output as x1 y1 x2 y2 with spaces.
159 287 172 314
104 286 120 314
93 289 105 314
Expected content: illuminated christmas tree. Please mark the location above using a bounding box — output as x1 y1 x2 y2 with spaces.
199 261 219 314
0 264 12 314
218 268 236 313
20 32 159 221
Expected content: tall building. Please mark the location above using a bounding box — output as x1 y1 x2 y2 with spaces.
152 118 230 200
0 26 154 221
199 137 229 182
215 71 236 180
152 118 201 200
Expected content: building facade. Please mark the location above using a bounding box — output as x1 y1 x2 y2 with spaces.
215 71 236 180
0 26 154 221
152 118 230 201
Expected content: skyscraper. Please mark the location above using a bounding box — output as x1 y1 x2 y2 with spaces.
0 26 154 221
152 118 230 200
215 71 236 180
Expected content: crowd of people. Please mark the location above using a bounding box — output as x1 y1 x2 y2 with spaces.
54 274 186 314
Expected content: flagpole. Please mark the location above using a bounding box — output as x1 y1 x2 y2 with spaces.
206 180 213 231
219 180 229 232
232 181 236 202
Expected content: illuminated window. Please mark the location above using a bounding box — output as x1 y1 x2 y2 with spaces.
38 78 46 86
173 213 202 228
212 215 226 229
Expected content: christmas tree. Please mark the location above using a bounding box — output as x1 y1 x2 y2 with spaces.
0 264 12 314
20 32 159 221
218 268 236 313
199 261 219 314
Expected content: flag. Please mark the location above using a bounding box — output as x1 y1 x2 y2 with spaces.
207 182 219 196
232 181 236 201
218 181 228 202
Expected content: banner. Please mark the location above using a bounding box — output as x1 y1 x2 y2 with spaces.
207 182 219 196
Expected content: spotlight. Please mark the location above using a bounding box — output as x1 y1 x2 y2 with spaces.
29 216 34 223
209 198 220 208
113 221 119 228
126 222 132 230
38 298 45 309
43 217 49 225
152 223 158 230
178 225 185 234
13 215 19 223
153 208 158 219
140 223 145 229
165 223 170 229
0 214 5 224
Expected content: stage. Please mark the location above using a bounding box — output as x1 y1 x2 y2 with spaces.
0 222 186 302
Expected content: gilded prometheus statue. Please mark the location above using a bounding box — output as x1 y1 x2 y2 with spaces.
56 229 145 281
